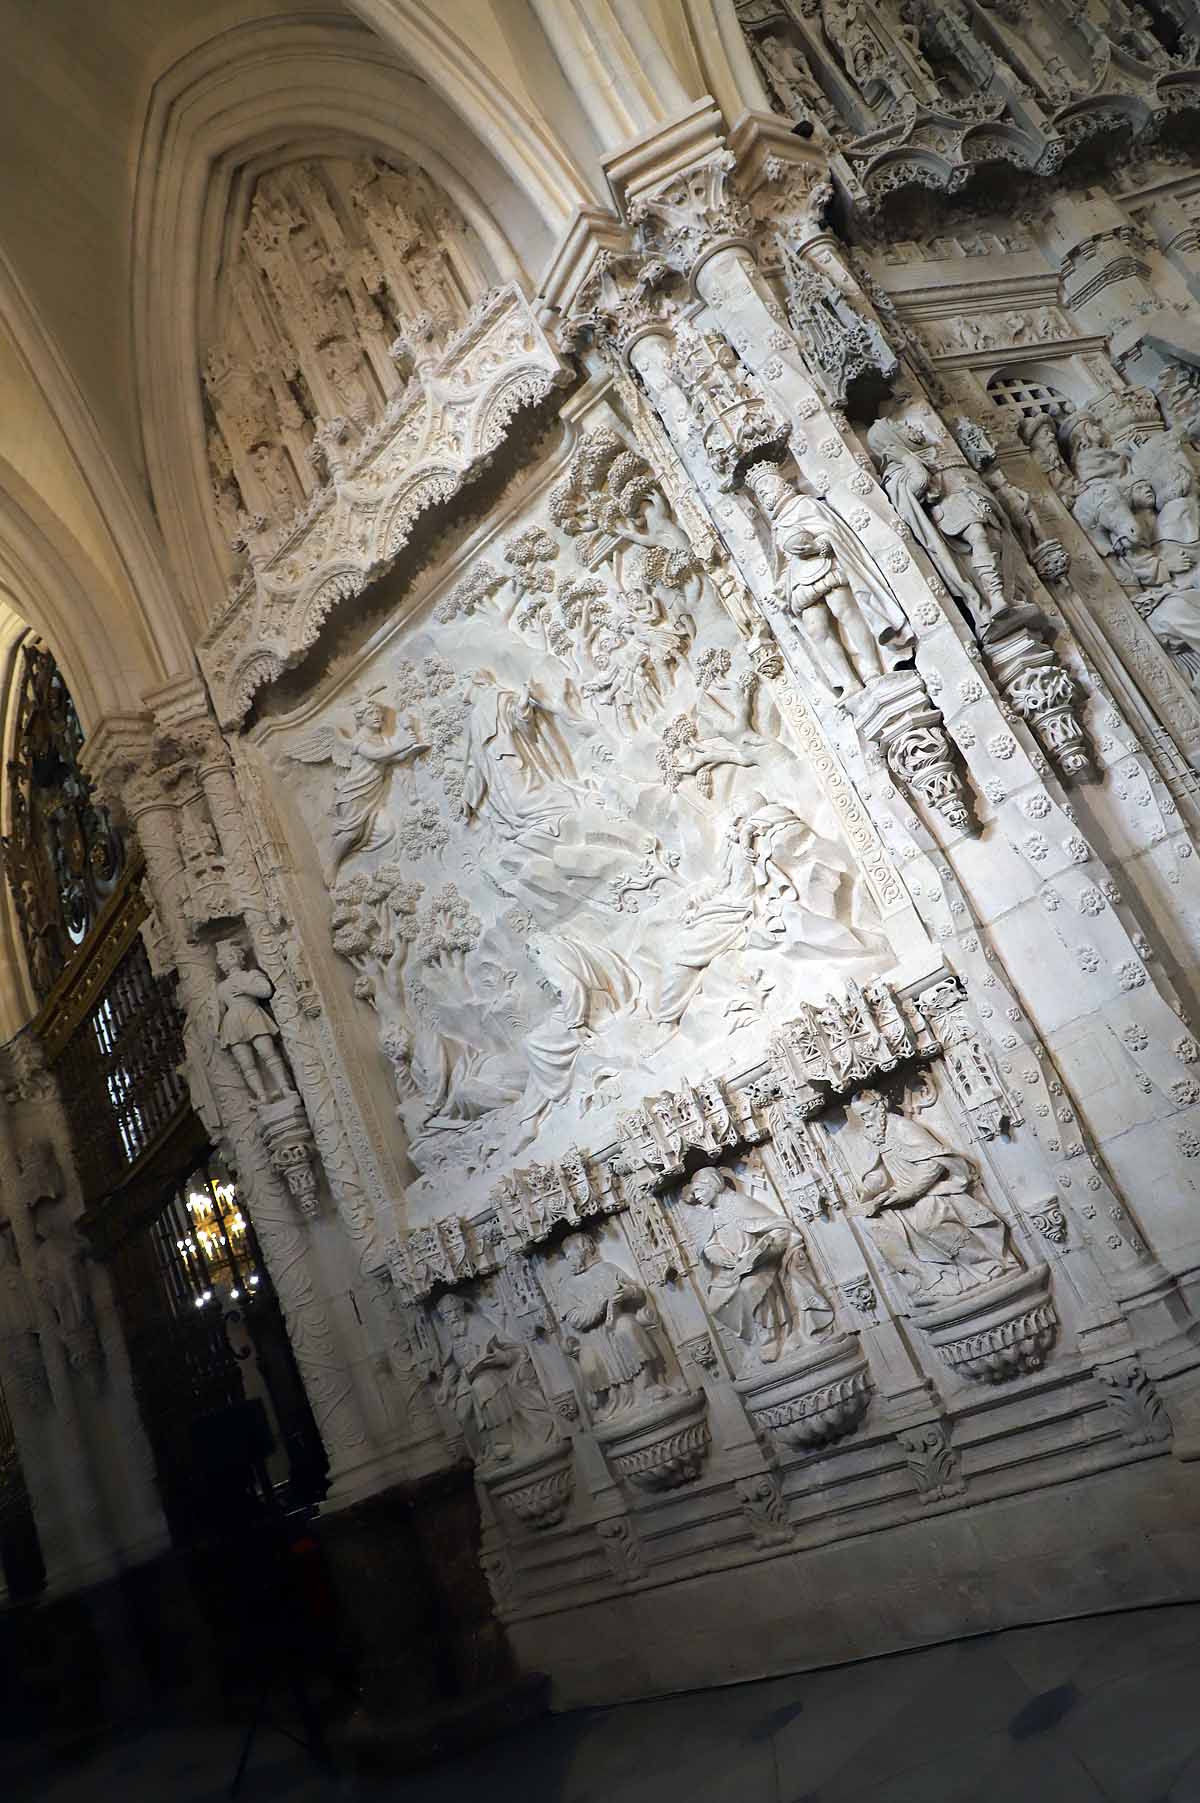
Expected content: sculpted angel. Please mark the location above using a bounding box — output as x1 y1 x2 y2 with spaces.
289 695 427 879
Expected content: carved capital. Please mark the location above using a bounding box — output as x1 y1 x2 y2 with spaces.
627 151 754 284
983 612 1094 786
897 1420 965 1504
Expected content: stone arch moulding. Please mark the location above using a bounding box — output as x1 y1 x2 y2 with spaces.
0 249 190 701
0 460 156 730
131 12 590 634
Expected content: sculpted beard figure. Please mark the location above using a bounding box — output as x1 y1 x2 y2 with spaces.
850 1088 1020 1305
746 461 911 700
557 1233 676 1421
683 1167 835 1364
434 1292 556 1466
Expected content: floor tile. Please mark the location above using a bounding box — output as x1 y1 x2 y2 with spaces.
776 1637 1032 1801
7 1603 1200 1803
996 1604 1200 1697
1061 1647 1200 1803
964 1736 1109 1803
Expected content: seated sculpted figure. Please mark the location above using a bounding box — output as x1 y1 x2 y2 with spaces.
682 1167 835 1365
434 1292 557 1466
557 1233 676 1421
849 1088 1020 1307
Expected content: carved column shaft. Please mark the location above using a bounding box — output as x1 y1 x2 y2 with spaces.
0 1084 167 1593
120 778 387 1499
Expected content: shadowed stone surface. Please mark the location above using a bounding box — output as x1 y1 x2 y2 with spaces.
5 1601 1200 1803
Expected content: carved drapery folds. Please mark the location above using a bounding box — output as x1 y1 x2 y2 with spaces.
122 60 1200 1650
382 957 1070 1594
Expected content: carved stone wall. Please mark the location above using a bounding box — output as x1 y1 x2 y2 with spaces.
46 18 1200 1704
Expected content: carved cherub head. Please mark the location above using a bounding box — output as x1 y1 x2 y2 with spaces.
215 939 246 975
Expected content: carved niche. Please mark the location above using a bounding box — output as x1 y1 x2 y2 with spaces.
203 155 496 548
287 412 896 1203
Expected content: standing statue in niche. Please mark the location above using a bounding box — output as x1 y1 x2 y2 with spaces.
557 1233 677 1421
288 696 427 881
746 461 912 699
214 941 293 1104
756 33 833 132
1059 414 1148 557
31 1208 102 1387
682 1167 836 1365
868 418 1014 625
433 1291 557 1466
821 0 935 111
848 1088 1020 1306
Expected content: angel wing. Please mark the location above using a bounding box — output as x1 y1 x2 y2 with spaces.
287 721 353 769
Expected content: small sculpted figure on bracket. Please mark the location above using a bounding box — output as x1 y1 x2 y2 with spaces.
868 417 1017 628
556 1232 679 1422
682 1166 836 1366
434 1291 558 1468
745 460 912 700
847 1088 1021 1307
214 940 293 1104
288 695 427 881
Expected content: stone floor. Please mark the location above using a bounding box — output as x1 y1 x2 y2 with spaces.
6 1600 1200 1802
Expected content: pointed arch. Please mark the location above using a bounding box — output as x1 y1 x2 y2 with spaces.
132 12 591 632
0 251 191 700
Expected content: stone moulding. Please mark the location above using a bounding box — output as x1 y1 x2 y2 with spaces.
735 1335 873 1452
918 1264 1058 1384
483 1443 576 1531
197 284 571 727
595 1389 711 1493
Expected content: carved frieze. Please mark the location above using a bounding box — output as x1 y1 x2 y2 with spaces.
198 285 571 726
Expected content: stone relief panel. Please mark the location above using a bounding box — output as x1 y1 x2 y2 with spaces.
268 401 897 1207
1048 385 1200 691
734 0 1200 217
203 154 496 550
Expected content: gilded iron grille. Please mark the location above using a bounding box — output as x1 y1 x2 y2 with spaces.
56 935 190 1200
